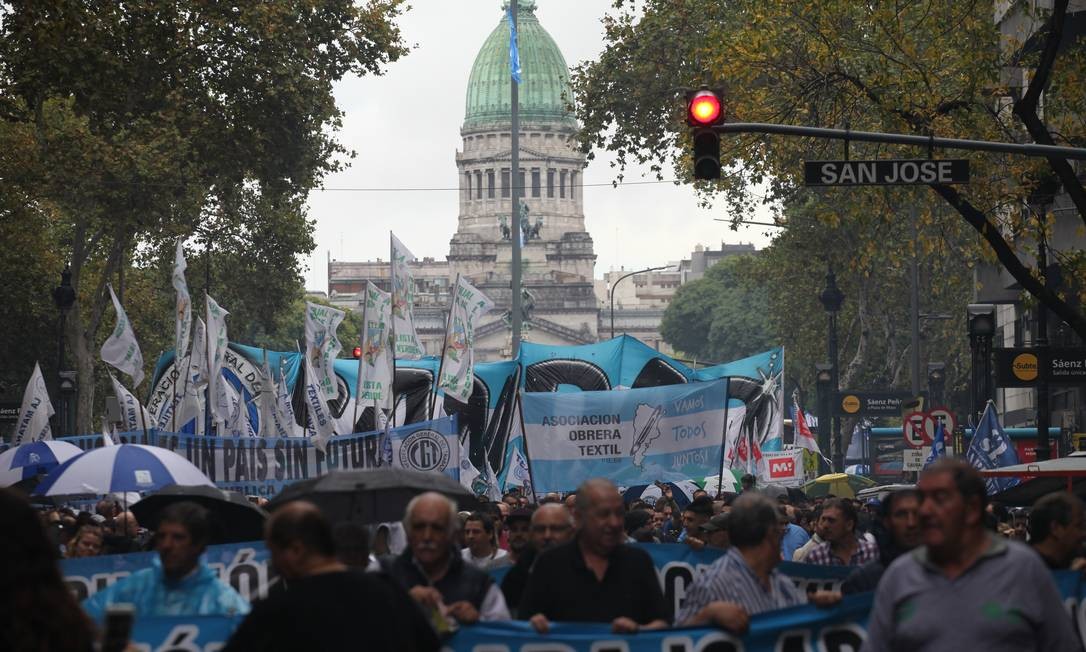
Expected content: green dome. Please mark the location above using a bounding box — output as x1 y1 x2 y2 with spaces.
463 2 576 130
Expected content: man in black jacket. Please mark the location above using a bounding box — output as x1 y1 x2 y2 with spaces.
842 489 921 593
223 501 438 652
500 503 574 611
384 492 510 628
520 479 669 633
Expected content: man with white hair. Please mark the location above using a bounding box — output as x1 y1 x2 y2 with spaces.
383 492 510 627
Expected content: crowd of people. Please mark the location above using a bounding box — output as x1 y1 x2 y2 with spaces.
4 459 1086 650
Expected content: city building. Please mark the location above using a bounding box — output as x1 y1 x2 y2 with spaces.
977 2 1086 435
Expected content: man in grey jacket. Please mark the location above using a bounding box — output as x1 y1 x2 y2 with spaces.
861 460 1080 652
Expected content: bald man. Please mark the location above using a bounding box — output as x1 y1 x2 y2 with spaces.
223 502 438 652
500 503 575 611
519 479 669 633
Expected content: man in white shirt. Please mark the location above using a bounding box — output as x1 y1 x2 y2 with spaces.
462 512 512 571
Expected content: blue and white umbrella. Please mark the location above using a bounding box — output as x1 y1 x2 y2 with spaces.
34 444 213 496
0 440 83 487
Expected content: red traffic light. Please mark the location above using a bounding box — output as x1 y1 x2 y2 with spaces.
352 346 362 359
687 90 723 126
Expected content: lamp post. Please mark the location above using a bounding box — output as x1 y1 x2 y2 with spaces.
609 266 670 339
815 363 833 474
967 304 996 426
52 266 76 436
819 268 845 472
927 362 946 407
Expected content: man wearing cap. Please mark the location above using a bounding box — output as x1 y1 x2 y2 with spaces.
701 513 730 549
505 508 533 564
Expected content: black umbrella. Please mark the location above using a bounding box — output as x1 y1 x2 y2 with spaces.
131 484 268 544
267 468 475 525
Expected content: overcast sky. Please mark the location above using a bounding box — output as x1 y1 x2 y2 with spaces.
302 0 775 291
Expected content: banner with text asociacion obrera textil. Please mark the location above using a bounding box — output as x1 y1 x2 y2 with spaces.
520 380 727 493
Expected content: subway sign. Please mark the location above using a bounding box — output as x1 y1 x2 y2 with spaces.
804 159 969 186
995 347 1086 386
832 391 916 416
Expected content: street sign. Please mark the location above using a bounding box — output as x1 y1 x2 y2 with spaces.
926 408 956 440
903 411 928 448
804 159 969 186
833 391 917 416
995 347 1086 386
903 449 926 471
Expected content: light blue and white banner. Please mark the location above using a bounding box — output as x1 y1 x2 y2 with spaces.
521 381 728 493
58 416 459 498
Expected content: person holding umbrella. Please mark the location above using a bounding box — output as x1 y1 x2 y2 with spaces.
82 502 249 621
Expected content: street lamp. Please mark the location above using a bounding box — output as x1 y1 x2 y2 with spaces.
819 268 845 472
927 362 946 407
52 266 76 436
609 266 670 339
967 304 996 425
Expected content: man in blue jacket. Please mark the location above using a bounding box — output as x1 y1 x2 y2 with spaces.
83 501 249 621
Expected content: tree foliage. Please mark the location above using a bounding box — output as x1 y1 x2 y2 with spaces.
661 255 776 363
0 0 408 432
572 0 1086 341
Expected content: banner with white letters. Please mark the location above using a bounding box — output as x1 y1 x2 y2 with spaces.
520 380 728 493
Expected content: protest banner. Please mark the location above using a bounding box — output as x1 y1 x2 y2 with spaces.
520 380 728 493
58 416 459 498
62 542 1086 651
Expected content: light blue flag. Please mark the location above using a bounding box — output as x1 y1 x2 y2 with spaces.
965 402 1020 494
923 419 946 469
507 6 521 84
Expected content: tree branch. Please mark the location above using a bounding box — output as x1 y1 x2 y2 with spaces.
930 183 1086 340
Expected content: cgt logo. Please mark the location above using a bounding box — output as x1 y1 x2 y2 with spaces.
769 458 796 478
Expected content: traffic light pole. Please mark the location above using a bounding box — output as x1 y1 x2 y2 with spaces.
710 122 1086 160
509 0 522 357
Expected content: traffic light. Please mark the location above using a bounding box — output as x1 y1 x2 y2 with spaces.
686 88 725 180
352 346 362 359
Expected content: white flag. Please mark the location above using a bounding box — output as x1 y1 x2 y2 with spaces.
101 285 145 386
190 318 208 388
438 277 494 403
109 373 151 433
357 282 394 410
173 240 192 361
459 456 482 494
101 415 116 446
260 357 294 438
304 301 345 400
390 233 425 358
302 356 337 452
12 362 54 445
509 446 532 490
206 295 231 422
274 360 298 437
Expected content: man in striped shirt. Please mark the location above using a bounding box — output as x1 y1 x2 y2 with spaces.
677 493 834 633
804 498 878 567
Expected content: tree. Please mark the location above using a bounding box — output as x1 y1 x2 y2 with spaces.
661 255 776 362
0 0 408 432
571 0 1086 342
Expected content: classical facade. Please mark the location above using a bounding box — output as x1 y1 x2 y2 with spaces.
328 1 598 359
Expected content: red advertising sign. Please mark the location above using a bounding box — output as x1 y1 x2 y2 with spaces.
769 457 796 478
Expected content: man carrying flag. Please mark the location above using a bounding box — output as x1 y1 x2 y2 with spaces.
966 401 1020 495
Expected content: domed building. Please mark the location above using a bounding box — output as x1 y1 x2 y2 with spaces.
450 0 598 357
328 1 599 359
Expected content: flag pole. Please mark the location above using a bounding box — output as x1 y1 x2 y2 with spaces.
204 293 214 437
514 388 538 503
352 292 369 432
509 0 522 357
389 232 398 429
717 378 730 497
430 274 459 420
